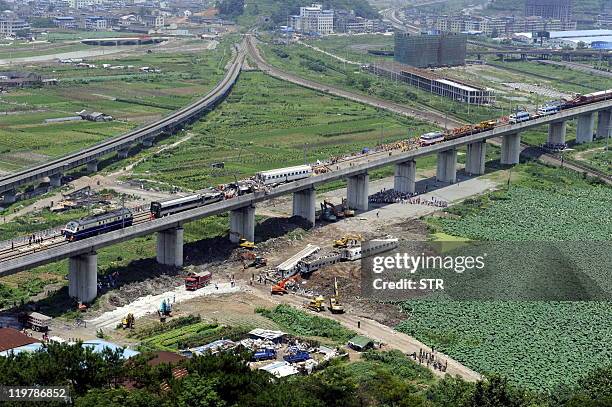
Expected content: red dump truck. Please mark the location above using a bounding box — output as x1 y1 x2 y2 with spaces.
184 271 212 291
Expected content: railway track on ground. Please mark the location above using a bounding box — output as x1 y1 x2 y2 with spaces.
244 35 466 129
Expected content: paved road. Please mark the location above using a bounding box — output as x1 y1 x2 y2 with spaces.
0 47 131 66
245 36 465 129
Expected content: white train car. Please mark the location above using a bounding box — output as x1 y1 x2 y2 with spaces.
256 165 313 185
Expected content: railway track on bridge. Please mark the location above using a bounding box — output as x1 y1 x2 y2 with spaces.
0 42 246 196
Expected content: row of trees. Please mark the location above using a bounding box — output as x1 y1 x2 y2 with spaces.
0 343 611 406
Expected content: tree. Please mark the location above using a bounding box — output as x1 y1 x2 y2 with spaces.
216 0 245 18
75 388 161 407
174 375 225 407
576 41 587 49
426 375 474 407
467 375 526 407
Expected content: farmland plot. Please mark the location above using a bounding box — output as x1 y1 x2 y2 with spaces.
398 164 612 391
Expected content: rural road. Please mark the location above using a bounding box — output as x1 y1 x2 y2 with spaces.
248 284 483 382
0 47 131 66
245 36 466 129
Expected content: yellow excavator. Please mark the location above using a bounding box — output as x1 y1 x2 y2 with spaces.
304 295 326 312
122 313 135 329
328 277 345 314
238 238 256 249
333 233 364 248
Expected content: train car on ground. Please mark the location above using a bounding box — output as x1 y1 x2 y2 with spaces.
62 208 133 241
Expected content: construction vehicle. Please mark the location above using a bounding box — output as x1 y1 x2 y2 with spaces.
122 313 135 329
333 233 364 248
319 203 337 222
323 200 345 219
251 348 277 362
341 198 355 217
184 271 212 291
159 299 172 316
238 238 256 249
271 275 299 295
328 277 345 314
284 348 311 363
304 295 326 312
244 256 267 269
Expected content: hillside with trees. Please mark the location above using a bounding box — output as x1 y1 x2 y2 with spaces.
217 0 378 23
1 342 612 406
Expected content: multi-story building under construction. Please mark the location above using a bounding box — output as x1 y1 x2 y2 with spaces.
394 32 466 68
525 0 573 22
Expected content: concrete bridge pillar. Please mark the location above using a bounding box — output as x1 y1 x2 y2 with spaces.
394 160 416 194
142 138 154 147
49 173 62 187
436 149 457 183
86 161 98 173
68 252 97 303
576 112 595 144
117 148 130 159
500 133 521 165
229 205 255 243
292 188 316 227
156 227 184 267
596 109 611 139
2 189 16 204
548 121 567 145
465 141 487 175
347 173 369 211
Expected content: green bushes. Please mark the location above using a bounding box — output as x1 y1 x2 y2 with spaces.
256 304 355 343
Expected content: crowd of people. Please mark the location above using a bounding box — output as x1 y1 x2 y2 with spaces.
409 347 448 372
369 188 448 207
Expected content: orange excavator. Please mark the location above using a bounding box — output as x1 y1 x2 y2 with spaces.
271 275 299 295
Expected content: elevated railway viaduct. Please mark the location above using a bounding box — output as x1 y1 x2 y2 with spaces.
1 96 611 302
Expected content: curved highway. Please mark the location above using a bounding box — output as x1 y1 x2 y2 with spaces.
0 42 246 195
244 35 466 128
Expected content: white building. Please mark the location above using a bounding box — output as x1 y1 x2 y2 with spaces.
290 4 334 35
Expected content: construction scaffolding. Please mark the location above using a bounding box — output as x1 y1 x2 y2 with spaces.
366 61 496 105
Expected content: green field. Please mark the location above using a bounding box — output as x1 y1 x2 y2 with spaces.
258 40 498 123
304 34 395 64
128 71 435 190
0 37 235 172
398 163 612 392
488 60 612 95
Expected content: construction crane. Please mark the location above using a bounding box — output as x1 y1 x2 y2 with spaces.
333 233 364 248
328 277 345 314
271 275 299 295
